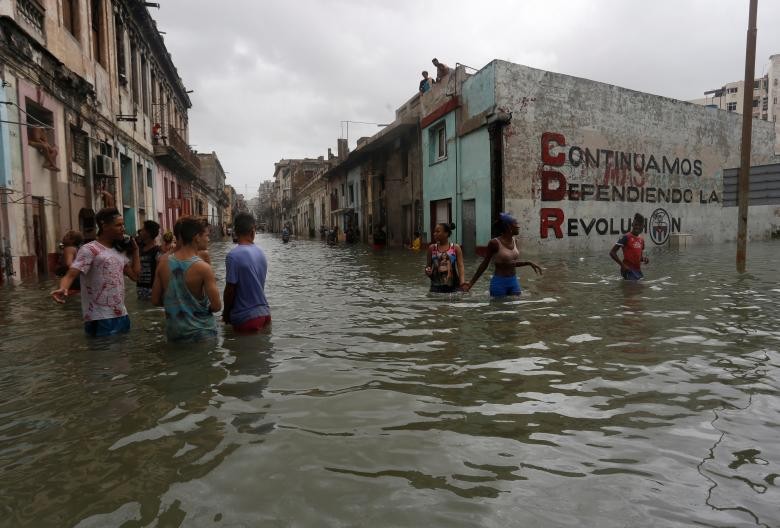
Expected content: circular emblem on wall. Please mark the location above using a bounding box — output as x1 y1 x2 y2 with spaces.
649 208 671 245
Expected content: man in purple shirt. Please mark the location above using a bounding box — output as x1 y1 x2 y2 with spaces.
222 212 270 332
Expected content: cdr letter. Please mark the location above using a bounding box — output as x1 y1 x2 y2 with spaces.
541 132 566 166
540 208 564 239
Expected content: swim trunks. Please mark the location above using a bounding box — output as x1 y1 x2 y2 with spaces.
233 315 272 332
489 275 521 297
621 269 644 281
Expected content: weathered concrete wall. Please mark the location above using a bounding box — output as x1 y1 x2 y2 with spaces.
493 60 779 254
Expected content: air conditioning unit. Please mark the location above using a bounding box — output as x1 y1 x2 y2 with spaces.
94 154 113 177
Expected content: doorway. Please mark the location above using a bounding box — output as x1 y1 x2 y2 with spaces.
32 197 46 275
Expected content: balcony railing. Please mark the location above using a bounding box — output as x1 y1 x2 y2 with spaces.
153 125 200 178
17 0 45 38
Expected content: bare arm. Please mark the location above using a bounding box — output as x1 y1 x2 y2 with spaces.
222 283 236 323
50 267 81 303
124 239 141 282
515 260 543 275
151 261 166 306
424 245 433 277
609 244 626 271
203 266 221 312
63 246 77 268
464 240 498 291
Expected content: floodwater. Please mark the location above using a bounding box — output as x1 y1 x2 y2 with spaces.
1 234 779 527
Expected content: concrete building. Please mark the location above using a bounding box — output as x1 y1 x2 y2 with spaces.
197 151 228 231
222 183 236 230
268 157 331 235
256 179 274 229
321 107 423 247
0 0 198 283
420 60 779 255
690 54 780 152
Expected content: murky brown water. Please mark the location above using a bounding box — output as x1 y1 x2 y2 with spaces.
1 235 779 527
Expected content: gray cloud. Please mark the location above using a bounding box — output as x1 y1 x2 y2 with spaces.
153 0 780 195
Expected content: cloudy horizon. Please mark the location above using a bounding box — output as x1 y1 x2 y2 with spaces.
153 0 780 198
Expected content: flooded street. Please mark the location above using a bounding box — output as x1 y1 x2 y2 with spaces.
1 235 779 527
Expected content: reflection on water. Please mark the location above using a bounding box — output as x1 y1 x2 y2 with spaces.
1 235 779 527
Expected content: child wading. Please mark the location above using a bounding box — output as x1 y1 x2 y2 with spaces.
425 222 466 293
609 213 649 281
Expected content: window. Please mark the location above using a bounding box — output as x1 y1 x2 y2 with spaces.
146 168 153 188
91 0 105 66
774 97 777 105
25 100 54 143
429 123 446 163
727 102 737 111
348 184 354 204
115 15 126 85
63 0 79 41
141 55 150 115
130 42 139 105
727 87 738 94
70 126 88 166
752 99 760 108
16 0 45 37
136 163 145 208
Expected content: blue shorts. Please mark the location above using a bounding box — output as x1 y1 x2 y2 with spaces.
621 269 644 281
84 315 131 337
489 275 521 297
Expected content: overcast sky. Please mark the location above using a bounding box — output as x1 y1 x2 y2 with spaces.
153 0 780 197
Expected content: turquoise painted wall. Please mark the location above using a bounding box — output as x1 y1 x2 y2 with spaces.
0 87 12 187
462 62 496 119
422 112 457 240
458 128 492 243
421 62 496 244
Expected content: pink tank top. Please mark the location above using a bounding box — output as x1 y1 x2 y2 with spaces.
493 237 520 265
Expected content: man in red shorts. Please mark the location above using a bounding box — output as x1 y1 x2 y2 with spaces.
222 212 271 332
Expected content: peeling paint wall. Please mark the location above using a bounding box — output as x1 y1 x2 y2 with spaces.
494 60 779 254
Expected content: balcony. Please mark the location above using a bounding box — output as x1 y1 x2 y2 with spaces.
153 125 200 179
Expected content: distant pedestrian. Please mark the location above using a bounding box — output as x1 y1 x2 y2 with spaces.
56 230 83 293
609 213 649 281
425 222 466 293
151 216 221 342
223 213 271 333
136 220 162 299
50 207 140 337
408 231 422 251
419 71 433 93
432 58 451 83
161 230 175 253
463 213 542 297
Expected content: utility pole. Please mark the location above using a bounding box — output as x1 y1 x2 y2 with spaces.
736 0 758 273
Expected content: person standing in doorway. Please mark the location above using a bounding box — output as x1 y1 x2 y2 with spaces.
463 213 542 297
609 213 649 281
50 207 140 336
151 217 221 342
223 212 271 333
136 220 162 300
